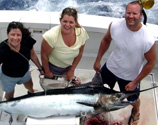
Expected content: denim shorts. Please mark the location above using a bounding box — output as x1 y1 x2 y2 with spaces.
0 68 31 93
100 63 140 101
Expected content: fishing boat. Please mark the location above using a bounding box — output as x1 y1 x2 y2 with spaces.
0 0 158 125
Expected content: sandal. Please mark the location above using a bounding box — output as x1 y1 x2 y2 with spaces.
27 90 38 95
128 108 140 125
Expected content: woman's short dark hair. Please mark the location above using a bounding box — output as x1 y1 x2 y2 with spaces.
7 21 31 36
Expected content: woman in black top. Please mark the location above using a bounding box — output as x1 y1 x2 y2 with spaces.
0 21 43 100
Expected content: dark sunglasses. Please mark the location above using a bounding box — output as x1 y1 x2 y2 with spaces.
63 7 77 15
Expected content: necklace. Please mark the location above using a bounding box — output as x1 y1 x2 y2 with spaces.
3 41 29 62
8 42 21 52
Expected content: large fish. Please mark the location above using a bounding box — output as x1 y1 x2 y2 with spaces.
0 73 157 119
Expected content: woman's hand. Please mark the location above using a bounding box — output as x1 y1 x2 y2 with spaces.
65 69 81 84
69 76 81 84
66 68 74 80
44 71 54 78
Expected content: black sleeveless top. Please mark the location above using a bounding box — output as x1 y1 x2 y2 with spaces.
0 36 36 77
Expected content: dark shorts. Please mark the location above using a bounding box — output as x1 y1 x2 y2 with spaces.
49 62 70 75
100 63 140 101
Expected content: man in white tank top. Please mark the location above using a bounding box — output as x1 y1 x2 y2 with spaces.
94 1 156 125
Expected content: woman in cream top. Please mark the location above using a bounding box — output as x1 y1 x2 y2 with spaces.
41 7 89 83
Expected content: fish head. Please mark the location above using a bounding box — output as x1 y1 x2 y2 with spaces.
96 93 136 112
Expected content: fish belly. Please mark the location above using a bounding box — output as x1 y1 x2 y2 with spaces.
0 94 99 118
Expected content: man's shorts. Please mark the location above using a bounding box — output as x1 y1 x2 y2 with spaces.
0 68 31 93
100 63 140 101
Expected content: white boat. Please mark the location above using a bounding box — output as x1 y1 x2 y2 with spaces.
0 10 158 125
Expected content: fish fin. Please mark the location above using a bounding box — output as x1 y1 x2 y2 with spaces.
77 102 100 108
92 72 103 85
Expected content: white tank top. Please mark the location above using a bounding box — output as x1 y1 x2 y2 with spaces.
107 19 155 80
